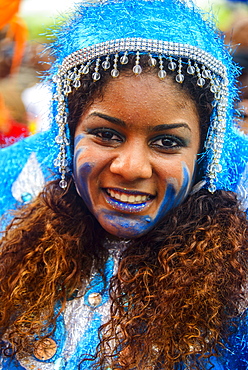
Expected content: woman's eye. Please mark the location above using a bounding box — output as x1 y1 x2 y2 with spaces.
88 128 123 143
150 136 186 150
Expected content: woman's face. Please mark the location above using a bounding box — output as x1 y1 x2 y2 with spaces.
73 73 200 238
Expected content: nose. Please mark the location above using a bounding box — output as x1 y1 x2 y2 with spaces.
109 142 153 181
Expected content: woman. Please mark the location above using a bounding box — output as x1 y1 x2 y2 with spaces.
0 0 248 369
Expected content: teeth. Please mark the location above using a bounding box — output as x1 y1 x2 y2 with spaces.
129 195 135 203
120 194 128 202
107 189 151 204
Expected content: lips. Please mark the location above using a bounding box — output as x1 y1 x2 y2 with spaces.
106 188 153 204
103 187 155 211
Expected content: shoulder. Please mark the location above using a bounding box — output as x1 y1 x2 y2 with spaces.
0 356 26 369
219 128 248 214
0 132 57 228
218 308 248 369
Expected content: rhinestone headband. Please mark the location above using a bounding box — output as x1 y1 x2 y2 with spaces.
52 38 228 192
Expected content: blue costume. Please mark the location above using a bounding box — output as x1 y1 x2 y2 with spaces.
0 0 248 369
0 251 247 369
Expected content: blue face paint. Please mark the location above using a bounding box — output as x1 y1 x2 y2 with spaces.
74 161 191 238
100 163 191 238
102 212 156 237
74 127 194 238
74 162 93 211
172 163 191 208
72 70 200 238
73 134 95 211
150 162 190 224
74 159 157 237
73 134 86 171
74 134 85 147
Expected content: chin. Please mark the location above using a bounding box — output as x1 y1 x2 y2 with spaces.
99 212 155 239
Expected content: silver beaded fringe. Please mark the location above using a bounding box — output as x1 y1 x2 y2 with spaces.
52 38 228 192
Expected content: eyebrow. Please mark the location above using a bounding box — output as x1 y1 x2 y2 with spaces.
151 123 191 132
88 112 126 127
88 112 191 132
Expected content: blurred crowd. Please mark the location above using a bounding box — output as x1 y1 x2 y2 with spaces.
225 12 248 134
0 0 247 148
0 0 52 148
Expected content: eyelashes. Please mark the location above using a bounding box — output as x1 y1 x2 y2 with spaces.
149 135 188 150
87 127 124 143
86 127 188 151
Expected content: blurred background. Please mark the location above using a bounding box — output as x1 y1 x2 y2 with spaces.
0 0 248 147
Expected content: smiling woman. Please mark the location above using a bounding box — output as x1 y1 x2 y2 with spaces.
0 1 248 370
73 74 200 238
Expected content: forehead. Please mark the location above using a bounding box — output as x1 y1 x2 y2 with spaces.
81 73 199 130
101 73 194 103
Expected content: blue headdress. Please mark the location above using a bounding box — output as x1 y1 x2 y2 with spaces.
48 0 248 197
0 0 248 218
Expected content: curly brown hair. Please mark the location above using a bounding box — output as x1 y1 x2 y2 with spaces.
0 182 247 369
97 189 248 369
0 55 247 369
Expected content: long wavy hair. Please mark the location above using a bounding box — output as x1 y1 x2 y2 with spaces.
0 56 247 369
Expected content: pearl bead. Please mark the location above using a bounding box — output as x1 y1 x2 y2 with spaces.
88 292 102 307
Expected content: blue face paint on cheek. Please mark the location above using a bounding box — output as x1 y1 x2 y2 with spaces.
73 134 86 169
153 162 191 223
173 163 191 208
75 162 94 210
74 134 85 147
73 134 94 211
